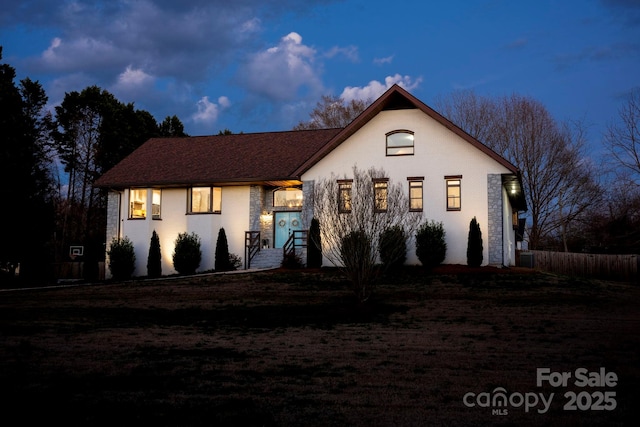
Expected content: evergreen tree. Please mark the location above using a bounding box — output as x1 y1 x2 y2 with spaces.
467 217 483 267
307 217 322 268
0 47 56 281
215 228 231 271
147 230 162 278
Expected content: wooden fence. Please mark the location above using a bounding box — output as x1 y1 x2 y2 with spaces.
523 250 638 283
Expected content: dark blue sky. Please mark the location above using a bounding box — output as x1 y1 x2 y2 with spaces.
1 0 638 157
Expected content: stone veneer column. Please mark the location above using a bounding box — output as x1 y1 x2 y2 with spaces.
302 180 315 227
487 174 503 266
104 191 121 279
249 185 262 232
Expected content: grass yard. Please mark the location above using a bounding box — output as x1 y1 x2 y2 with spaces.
0 267 638 426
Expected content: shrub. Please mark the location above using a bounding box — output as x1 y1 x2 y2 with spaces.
282 251 304 269
107 237 136 280
215 227 232 272
467 216 484 267
172 232 201 275
379 225 407 270
147 230 162 278
415 220 447 269
307 217 322 268
229 253 242 271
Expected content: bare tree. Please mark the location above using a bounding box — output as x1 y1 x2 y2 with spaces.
437 90 600 250
605 89 640 183
294 95 369 130
310 166 422 303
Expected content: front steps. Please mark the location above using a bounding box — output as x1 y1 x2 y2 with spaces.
246 248 308 269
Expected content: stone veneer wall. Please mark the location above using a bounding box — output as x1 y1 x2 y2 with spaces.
302 180 315 226
487 174 503 265
104 191 121 278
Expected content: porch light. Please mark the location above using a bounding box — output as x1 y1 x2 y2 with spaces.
260 211 273 222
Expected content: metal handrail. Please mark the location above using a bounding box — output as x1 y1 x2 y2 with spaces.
244 231 261 269
283 230 308 258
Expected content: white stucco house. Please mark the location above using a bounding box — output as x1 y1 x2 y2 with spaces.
94 85 526 277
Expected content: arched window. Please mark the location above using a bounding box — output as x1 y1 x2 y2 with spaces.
386 130 414 156
273 187 303 208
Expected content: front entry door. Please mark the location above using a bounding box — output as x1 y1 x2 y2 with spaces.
274 211 302 248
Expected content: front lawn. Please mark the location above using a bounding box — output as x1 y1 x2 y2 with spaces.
0 267 637 426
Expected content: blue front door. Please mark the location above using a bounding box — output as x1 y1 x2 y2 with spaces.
274 211 302 248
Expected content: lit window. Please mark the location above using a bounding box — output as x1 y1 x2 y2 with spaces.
189 187 222 213
373 179 388 212
386 131 414 156
338 180 352 213
408 179 424 212
152 189 161 219
446 177 461 211
273 187 303 207
129 189 147 219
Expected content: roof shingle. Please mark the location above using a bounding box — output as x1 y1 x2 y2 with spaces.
94 128 342 188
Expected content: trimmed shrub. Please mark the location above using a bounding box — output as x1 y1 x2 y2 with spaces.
340 229 372 272
107 237 136 280
282 251 304 269
173 232 201 275
215 227 232 272
467 216 484 267
229 253 242 271
307 217 322 268
415 220 447 269
147 230 162 278
379 225 407 270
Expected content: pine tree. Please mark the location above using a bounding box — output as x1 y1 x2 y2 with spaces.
147 230 162 278
215 228 231 271
467 217 483 267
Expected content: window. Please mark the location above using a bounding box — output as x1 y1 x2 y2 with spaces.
338 180 352 213
386 130 414 156
152 189 161 219
273 187 303 207
446 176 462 211
408 178 424 212
373 179 388 212
129 189 147 219
189 187 222 213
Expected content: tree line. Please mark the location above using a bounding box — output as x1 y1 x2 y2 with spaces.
0 47 187 283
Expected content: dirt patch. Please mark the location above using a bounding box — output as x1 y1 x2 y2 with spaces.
0 268 637 426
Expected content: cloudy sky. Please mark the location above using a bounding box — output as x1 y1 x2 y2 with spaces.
1 0 639 154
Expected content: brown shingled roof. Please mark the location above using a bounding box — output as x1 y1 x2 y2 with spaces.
94 128 343 189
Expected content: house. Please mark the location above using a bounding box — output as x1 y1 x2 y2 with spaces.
94 85 526 276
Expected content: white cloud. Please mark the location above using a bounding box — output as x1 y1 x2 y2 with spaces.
239 32 324 101
340 74 423 102
192 96 231 124
373 55 394 65
325 45 359 62
115 66 154 89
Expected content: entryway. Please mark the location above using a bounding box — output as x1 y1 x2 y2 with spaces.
274 211 303 248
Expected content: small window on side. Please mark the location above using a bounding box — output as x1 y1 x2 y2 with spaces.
152 189 161 219
446 177 461 211
338 180 352 213
408 179 423 212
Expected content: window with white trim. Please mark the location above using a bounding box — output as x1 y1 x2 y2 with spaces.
151 189 161 219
